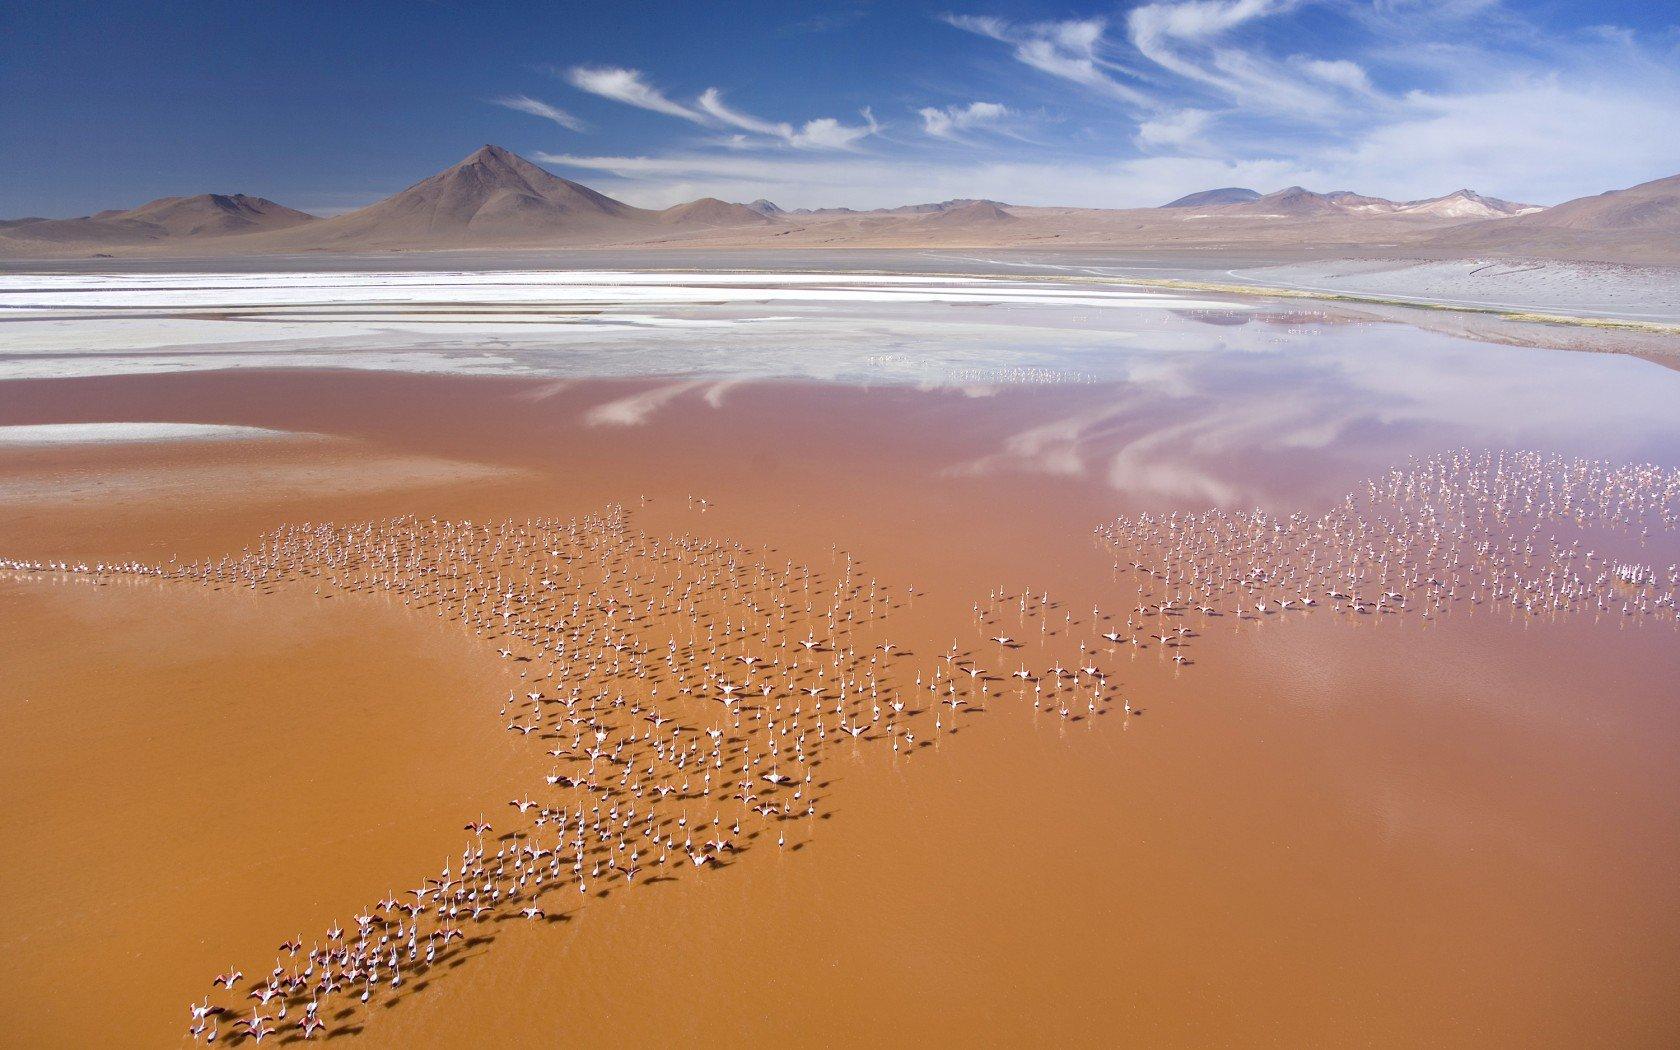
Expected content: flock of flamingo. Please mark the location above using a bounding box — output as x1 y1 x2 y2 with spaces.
3 506 1137 1042
1096 450 1680 633
1 448 1675 1043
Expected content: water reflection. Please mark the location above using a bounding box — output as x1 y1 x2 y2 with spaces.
2 270 1677 514
957 322 1680 510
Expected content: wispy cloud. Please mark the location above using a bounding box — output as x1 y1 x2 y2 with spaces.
1125 0 1373 119
504 4 1680 210
786 110 879 150
561 67 878 151
564 66 707 123
492 94 589 132
1322 70 1680 205
697 89 879 150
920 101 1010 139
533 149 1312 210
697 88 793 137
1134 108 1213 150
944 3 1379 122
1295 58 1377 95
944 15 1155 107
782 7 869 35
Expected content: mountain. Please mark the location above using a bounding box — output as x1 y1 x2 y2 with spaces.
1161 187 1260 208
1478 173 1678 231
912 200 1016 226
107 194 317 236
21 147 1676 263
882 198 1009 215
1323 190 1398 213
657 198 776 227
1423 172 1680 263
260 144 653 247
1213 185 1544 222
256 148 800 247
1211 186 1340 216
0 194 314 246
1397 189 1540 220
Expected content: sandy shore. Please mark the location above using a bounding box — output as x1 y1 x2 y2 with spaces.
4 265 1679 395
1231 257 1680 323
4 248 1676 321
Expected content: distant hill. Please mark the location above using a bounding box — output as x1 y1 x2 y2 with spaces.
255 144 654 248
0 193 314 246
657 198 776 227
0 147 810 255
1472 173 1678 231
912 200 1016 226
1207 185 1542 221
1423 172 1680 264
1323 190 1396 212
1245 187 1347 216
882 198 1010 215
108 194 317 236
14 146 1676 265
1398 189 1541 220
1161 187 1260 208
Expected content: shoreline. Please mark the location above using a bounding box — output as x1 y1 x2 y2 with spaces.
5 260 1675 377
4 247 1674 321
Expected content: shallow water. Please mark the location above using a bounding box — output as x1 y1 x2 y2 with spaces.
0 269 1677 1048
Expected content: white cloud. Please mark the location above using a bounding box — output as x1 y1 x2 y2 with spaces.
942 14 1008 43
1125 0 1363 119
1294 58 1376 95
1322 74 1680 203
1135 108 1213 150
944 15 1154 107
1127 0 1296 51
534 150 1312 210
492 94 589 132
697 89 792 137
564 66 707 123
947 4 1385 122
920 101 1010 139
514 6 1680 211
564 70 875 151
785 111 879 150
537 37 1679 212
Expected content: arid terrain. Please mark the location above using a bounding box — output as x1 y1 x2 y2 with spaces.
5 146 1678 266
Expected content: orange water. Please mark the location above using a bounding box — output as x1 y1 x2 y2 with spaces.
1 369 1677 1048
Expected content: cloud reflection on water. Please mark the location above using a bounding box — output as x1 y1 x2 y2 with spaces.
955 324 1680 510
1 271 1675 510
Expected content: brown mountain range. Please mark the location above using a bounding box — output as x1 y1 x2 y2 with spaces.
307 144 639 243
1184 186 1541 220
655 197 775 227
1 145 1673 263
257 145 667 248
1423 172 1680 264
1 193 313 247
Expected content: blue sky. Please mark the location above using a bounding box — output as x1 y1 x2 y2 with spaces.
4 0 1678 216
